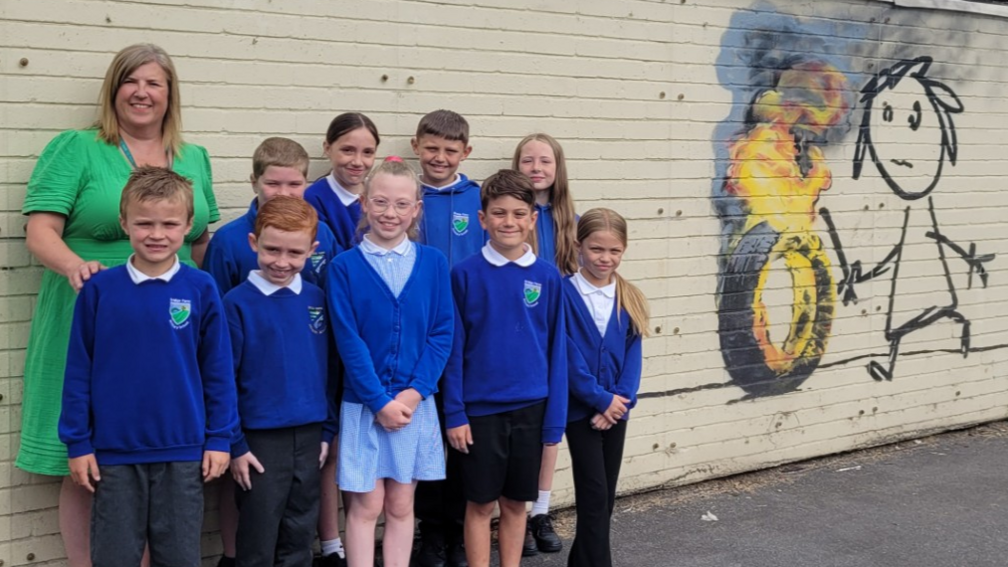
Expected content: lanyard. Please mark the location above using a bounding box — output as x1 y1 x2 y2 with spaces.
120 140 171 169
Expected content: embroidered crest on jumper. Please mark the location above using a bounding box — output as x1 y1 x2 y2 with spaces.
523 280 542 307
310 252 327 274
308 306 326 334
169 298 192 329
452 212 470 236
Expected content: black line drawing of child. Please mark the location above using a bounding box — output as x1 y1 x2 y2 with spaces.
821 56 994 381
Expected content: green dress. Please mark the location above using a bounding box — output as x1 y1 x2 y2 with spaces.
17 129 219 476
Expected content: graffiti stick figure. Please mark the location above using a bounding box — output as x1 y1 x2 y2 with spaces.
823 56 994 381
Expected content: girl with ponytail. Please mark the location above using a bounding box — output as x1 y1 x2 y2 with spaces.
563 208 648 567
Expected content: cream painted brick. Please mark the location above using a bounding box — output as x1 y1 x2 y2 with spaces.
3 0 1008 561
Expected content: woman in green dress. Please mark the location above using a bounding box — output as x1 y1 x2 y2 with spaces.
19 44 219 566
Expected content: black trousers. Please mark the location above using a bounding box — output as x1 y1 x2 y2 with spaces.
235 424 322 567
565 418 627 567
414 391 466 541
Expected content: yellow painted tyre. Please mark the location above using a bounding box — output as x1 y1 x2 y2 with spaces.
718 222 834 396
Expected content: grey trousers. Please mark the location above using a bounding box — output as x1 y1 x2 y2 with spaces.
91 461 204 567
235 424 322 567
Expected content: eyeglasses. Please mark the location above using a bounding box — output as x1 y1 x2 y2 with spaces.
368 198 416 216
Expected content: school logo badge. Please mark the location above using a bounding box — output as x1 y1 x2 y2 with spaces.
169 298 192 329
308 306 326 334
310 252 327 275
523 280 542 308
452 212 470 236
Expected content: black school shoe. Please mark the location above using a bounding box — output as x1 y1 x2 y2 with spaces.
529 513 563 553
216 556 236 567
413 532 447 567
522 525 539 557
315 553 348 567
446 537 468 567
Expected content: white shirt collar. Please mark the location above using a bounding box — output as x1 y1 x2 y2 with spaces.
360 234 412 256
481 242 537 267
248 270 302 296
421 174 460 191
573 270 616 298
326 173 361 207
126 255 181 284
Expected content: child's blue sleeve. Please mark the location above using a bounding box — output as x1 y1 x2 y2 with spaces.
223 296 249 458
326 259 393 415
565 294 613 415
198 285 239 454
312 224 343 291
58 282 98 458
203 235 240 297
407 251 454 398
443 268 468 429
542 273 568 444
614 331 643 411
322 309 339 446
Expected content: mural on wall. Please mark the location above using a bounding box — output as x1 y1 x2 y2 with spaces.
821 56 996 380
712 15 858 398
709 5 1002 400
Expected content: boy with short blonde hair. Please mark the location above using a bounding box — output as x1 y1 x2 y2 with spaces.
60 166 238 567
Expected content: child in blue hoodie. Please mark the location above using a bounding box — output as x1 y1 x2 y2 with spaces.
59 167 238 567
410 109 487 567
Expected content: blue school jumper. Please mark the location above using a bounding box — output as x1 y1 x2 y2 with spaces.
305 174 362 251
223 273 336 456
59 261 238 465
534 203 557 269
444 244 568 443
563 275 643 423
418 174 486 267
326 243 454 413
203 199 342 296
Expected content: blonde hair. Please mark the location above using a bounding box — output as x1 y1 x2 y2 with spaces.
512 133 579 275
119 166 194 221
577 208 650 337
96 44 183 155
358 158 424 240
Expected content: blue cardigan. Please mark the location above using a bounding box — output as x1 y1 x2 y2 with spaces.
304 176 361 251
204 199 342 295
326 245 454 414
563 276 643 422
59 265 238 465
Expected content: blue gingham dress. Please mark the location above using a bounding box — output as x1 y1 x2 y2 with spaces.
337 237 446 492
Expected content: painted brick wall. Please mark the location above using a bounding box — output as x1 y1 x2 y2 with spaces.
2 0 1006 563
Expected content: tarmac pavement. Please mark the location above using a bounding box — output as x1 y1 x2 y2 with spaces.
510 422 1008 567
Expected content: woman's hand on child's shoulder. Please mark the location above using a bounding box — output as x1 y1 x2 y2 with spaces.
376 400 413 432
447 424 473 454
229 451 263 490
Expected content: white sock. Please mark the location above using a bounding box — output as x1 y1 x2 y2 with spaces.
321 538 345 559
531 490 551 517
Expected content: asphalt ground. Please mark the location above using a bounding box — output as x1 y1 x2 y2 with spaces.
508 421 1008 567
